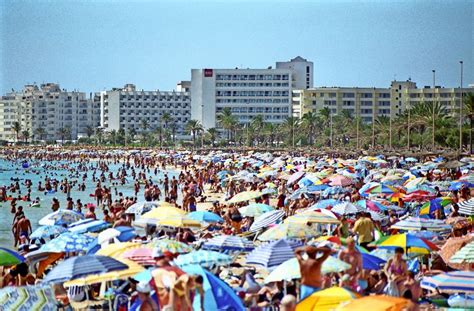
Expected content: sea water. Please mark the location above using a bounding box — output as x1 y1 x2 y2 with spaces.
0 158 178 247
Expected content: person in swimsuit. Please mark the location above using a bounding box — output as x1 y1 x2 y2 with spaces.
338 237 363 291
384 247 408 295
295 245 332 300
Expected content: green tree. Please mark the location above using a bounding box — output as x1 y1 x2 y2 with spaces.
207 127 218 147
217 107 238 143
186 120 204 147
301 111 319 145
85 124 95 138
463 93 474 153
12 121 21 142
57 126 71 144
21 130 30 143
281 117 300 147
34 127 46 142
250 115 265 146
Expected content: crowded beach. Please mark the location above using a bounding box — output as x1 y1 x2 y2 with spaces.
0 146 474 310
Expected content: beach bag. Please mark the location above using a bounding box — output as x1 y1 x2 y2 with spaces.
383 280 400 297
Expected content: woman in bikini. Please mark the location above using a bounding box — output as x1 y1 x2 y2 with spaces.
384 247 408 296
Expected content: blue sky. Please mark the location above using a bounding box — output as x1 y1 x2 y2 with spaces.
0 0 472 94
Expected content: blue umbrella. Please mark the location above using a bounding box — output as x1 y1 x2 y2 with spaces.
202 235 254 252
309 199 341 210
246 239 302 269
68 219 111 234
43 255 128 284
421 271 474 294
38 209 84 226
361 253 386 270
40 232 94 253
449 181 474 191
181 265 245 311
188 211 224 223
30 225 68 240
249 210 285 233
175 250 232 268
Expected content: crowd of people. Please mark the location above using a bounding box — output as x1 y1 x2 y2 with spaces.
0 147 473 310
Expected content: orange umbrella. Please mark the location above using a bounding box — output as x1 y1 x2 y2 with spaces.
336 295 413 311
440 236 474 270
37 252 64 278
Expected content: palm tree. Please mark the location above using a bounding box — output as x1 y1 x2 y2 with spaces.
374 116 391 149
154 126 164 147
12 121 21 142
250 115 264 146
186 120 204 147
318 107 332 146
282 117 300 147
217 108 238 142
109 129 117 146
57 126 71 144
263 122 277 147
140 119 150 133
21 130 30 143
95 127 103 145
34 127 46 142
161 113 172 130
85 124 95 138
207 127 218 147
301 111 319 145
169 123 178 145
463 93 474 153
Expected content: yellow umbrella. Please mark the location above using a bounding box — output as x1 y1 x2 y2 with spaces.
296 287 359 311
156 215 202 228
335 295 412 311
96 242 142 257
225 191 263 204
285 211 340 225
141 205 186 220
63 259 144 286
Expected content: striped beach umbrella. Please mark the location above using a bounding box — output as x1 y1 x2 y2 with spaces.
285 210 340 225
373 233 438 254
390 217 452 232
331 202 362 216
458 199 474 216
246 239 302 269
421 271 474 294
258 223 320 241
43 255 128 284
449 241 474 264
122 247 155 266
418 197 453 216
125 201 160 216
203 235 254 252
249 210 285 233
175 250 232 268
0 285 56 310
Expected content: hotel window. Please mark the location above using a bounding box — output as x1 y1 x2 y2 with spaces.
343 93 355 98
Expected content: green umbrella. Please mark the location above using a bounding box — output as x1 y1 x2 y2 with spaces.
0 247 25 266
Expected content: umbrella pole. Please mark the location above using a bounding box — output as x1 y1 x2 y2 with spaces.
284 280 287 296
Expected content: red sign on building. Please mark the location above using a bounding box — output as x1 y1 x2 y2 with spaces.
204 69 213 77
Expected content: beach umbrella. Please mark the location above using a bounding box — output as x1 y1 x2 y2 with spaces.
288 171 306 185
150 238 193 254
175 250 232 268
246 239 302 269
95 242 142 257
401 190 435 202
440 160 468 169
285 210 340 225
239 203 274 217
39 209 84 226
40 232 94 253
356 200 386 212
364 183 398 195
258 222 320 241
373 233 438 254
264 256 351 283
323 186 350 197
140 205 186 220
122 247 156 266
68 219 111 234
361 253 386 270
64 259 144 287
203 235 254 252
181 265 245 311
335 295 412 311
125 201 160 216
0 285 56 310
30 225 68 240
331 202 362 215
0 248 25 266
390 217 452 232
187 211 224 223
226 190 263 204
449 181 474 191
97 226 137 245
155 215 202 228
403 177 427 189
449 241 474 265
249 210 285 233
329 175 353 187
440 236 474 270
418 197 453 216
309 199 341 210
405 157 418 162
421 271 474 294
458 199 474 216
43 255 128 284
296 287 359 311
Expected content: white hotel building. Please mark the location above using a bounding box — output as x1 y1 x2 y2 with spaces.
98 84 191 135
191 56 313 129
0 83 99 141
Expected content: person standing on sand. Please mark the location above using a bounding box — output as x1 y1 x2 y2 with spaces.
295 245 332 300
16 214 32 243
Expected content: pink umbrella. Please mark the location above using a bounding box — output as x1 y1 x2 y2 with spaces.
329 175 353 187
287 171 305 185
122 247 156 266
